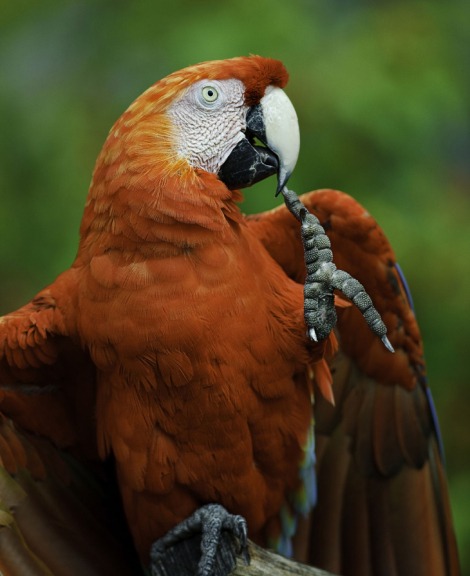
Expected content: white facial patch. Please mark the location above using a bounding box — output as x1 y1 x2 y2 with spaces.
168 78 248 174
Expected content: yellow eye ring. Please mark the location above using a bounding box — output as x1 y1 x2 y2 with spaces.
201 86 219 103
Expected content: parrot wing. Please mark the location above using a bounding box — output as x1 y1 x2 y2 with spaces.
0 414 139 576
0 273 94 451
247 188 460 576
0 275 140 574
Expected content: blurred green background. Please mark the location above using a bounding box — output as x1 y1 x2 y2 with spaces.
1 0 469 571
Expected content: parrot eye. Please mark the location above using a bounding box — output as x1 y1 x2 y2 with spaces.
201 85 219 103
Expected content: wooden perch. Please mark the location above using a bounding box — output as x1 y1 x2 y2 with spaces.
151 533 339 576
232 541 338 576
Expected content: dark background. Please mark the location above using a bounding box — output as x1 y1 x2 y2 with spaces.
1 1 469 570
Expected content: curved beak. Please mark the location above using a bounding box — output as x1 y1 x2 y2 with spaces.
218 86 300 195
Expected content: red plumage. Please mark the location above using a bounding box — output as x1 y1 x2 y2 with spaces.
0 57 459 575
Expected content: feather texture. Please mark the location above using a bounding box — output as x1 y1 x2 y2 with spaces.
0 56 460 575
250 189 459 574
0 414 139 575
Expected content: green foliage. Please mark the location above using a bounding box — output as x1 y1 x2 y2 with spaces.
1 0 469 569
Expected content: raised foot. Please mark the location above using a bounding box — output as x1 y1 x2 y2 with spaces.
280 187 394 353
150 504 250 576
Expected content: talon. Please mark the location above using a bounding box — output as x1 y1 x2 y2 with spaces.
382 335 395 353
308 327 318 342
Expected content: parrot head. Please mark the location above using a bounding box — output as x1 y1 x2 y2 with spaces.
163 56 300 194
94 56 300 200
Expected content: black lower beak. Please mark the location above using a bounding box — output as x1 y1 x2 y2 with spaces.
218 104 279 190
218 138 278 190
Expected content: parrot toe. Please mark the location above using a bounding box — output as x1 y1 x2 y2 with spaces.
281 186 394 352
149 504 250 576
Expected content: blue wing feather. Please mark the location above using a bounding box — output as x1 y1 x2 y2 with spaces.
395 262 446 463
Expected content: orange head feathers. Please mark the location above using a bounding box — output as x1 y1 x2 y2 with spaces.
79 56 299 255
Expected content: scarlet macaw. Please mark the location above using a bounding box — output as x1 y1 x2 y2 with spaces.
0 56 459 576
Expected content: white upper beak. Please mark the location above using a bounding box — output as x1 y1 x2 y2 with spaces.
260 86 300 191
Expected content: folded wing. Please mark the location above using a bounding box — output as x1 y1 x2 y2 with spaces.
248 188 460 575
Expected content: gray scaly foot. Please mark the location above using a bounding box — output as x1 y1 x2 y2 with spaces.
280 187 394 353
150 504 250 576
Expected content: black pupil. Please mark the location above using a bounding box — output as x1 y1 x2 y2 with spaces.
207 90 213 97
